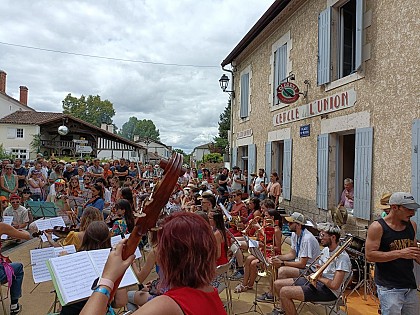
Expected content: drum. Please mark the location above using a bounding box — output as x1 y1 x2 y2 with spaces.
347 257 364 289
345 235 365 258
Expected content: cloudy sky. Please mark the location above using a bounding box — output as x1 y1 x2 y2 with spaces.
0 0 274 153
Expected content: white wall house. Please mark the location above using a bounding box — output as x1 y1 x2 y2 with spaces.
134 136 172 160
191 143 211 166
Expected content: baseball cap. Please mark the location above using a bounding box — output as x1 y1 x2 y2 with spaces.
0 196 8 202
55 179 66 186
9 193 20 200
285 212 306 225
388 192 420 210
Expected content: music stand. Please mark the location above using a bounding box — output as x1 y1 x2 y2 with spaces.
26 201 58 219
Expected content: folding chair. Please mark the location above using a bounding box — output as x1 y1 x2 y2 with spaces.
0 283 8 314
216 262 233 315
297 271 353 315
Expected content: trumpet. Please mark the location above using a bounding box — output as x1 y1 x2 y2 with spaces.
308 237 353 286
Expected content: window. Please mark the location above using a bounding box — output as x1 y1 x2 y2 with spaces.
11 148 28 160
318 0 363 85
16 128 23 138
240 70 250 119
273 44 288 105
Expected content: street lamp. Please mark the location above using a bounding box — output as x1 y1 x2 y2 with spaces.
219 74 235 98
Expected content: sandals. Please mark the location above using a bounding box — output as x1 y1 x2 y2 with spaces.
234 283 253 293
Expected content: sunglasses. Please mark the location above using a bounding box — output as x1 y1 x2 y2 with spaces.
10 200 20 204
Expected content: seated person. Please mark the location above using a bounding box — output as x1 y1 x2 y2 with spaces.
259 212 320 302
273 223 351 315
4 194 30 229
228 191 248 237
234 206 282 293
0 214 31 314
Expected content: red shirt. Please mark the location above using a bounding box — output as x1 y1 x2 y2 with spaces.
165 287 227 315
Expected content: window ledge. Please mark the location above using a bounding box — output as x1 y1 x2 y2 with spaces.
325 72 365 92
270 103 289 112
239 116 250 123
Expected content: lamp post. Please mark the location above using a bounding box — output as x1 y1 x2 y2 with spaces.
219 74 235 98
219 71 235 169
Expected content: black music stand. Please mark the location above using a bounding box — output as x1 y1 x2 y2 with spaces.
26 201 58 219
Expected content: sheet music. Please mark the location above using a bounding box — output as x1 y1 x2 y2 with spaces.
49 251 98 305
49 217 66 228
88 248 138 288
34 218 65 242
219 203 232 221
110 234 142 259
31 245 76 283
1 216 13 239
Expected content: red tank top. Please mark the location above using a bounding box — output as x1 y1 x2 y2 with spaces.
216 241 228 266
165 287 227 315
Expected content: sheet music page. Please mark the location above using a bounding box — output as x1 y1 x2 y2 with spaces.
49 251 98 305
34 218 53 231
31 247 55 283
1 216 13 239
111 234 142 259
50 216 66 227
88 248 138 288
31 245 77 284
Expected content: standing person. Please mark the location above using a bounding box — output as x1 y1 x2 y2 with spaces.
28 170 45 201
114 158 129 183
365 192 420 315
231 166 245 192
81 212 227 315
0 205 31 315
0 164 18 198
13 159 27 193
88 158 104 179
128 161 139 179
267 172 282 206
251 168 267 200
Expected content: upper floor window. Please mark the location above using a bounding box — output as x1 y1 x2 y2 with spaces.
318 0 363 85
7 127 24 139
273 43 288 106
239 66 251 120
16 128 24 138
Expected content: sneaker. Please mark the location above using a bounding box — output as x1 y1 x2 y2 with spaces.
256 292 274 302
267 308 285 315
10 303 22 315
230 270 244 280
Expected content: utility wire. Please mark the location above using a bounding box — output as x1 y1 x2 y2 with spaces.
0 41 219 68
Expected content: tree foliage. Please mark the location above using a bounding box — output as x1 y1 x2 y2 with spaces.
174 148 190 165
203 152 223 163
213 99 230 152
62 93 115 127
119 117 160 141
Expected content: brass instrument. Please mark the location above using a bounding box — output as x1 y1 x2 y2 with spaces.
308 237 353 286
241 216 261 235
230 215 242 228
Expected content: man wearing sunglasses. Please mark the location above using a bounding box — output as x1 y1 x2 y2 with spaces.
3 194 30 229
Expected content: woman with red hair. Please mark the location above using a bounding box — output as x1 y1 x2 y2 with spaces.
81 212 227 315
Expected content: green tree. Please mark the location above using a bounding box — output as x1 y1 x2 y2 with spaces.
0 144 13 160
214 99 230 152
62 93 115 127
203 152 223 163
119 117 160 141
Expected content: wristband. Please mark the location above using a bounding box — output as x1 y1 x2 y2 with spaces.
93 286 110 299
98 278 114 291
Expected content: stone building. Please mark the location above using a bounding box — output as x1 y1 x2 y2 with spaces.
221 0 420 235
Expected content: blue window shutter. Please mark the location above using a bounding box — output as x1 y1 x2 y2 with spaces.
317 7 332 85
354 127 373 220
412 120 420 239
240 73 249 118
355 0 364 71
274 44 287 105
265 142 272 178
231 146 238 169
247 144 256 184
317 134 329 210
282 139 292 201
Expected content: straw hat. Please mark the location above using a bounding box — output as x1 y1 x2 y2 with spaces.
376 192 392 210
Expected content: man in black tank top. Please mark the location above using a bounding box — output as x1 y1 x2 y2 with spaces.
366 192 420 315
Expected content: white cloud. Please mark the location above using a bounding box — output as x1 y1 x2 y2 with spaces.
0 0 274 153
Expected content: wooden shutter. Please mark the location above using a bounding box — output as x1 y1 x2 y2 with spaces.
317 7 332 85
247 144 256 185
353 127 373 220
274 44 287 105
240 73 249 118
355 0 364 71
412 120 420 239
231 146 238 169
282 139 292 200
265 142 272 178
317 134 329 210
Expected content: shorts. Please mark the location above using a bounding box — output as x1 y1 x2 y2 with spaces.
294 278 336 302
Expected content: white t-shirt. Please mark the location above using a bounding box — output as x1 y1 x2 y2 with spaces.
253 176 266 192
290 229 321 266
231 173 244 191
319 246 351 297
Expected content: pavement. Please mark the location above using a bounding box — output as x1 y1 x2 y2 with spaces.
1 238 383 315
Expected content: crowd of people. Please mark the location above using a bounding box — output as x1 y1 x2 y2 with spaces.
0 155 419 315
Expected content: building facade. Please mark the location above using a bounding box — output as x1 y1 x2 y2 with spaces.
221 0 420 236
